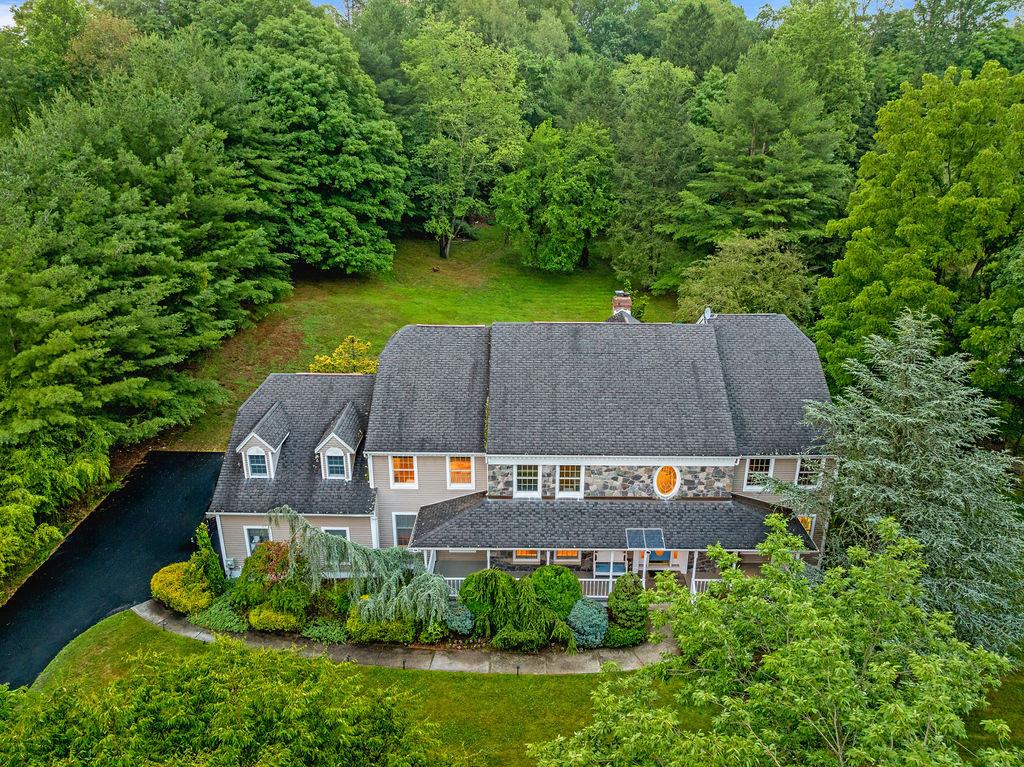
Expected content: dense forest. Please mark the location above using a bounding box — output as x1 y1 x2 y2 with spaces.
0 0 1021 582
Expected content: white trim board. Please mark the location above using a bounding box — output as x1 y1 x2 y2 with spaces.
487 455 739 467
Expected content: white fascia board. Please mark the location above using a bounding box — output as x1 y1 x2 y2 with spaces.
208 511 374 518
364 451 486 457
486 455 739 467
235 433 275 453
314 433 356 453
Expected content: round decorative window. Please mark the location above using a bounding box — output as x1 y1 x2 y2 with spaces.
654 465 679 498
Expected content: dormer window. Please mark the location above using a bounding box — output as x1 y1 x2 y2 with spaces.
247 451 269 478
325 452 346 479
514 464 540 497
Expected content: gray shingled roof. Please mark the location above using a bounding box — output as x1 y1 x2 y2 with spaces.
487 322 738 456
410 495 813 550
248 401 289 451
709 315 830 455
365 325 490 453
210 374 376 516
319 401 364 451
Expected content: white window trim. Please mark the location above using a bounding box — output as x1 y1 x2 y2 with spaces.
513 464 542 498
512 548 541 564
243 525 272 556
795 457 824 489
389 455 418 489
743 457 776 492
446 455 476 490
322 447 348 480
555 464 584 499
653 465 681 499
320 526 350 538
245 448 271 480
393 512 418 548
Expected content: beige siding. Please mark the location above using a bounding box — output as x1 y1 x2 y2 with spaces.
216 513 374 573
736 456 801 488
372 454 487 548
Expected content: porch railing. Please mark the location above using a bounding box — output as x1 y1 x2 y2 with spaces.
443 575 619 599
444 577 464 596
691 578 716 594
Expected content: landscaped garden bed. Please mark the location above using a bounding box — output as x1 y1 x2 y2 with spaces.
151 511 651 655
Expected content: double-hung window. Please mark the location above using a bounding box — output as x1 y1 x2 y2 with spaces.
556 465 582 498
513 549 540 563
244 526 270 555
447 456 474 489
325 453 346 479
247 452 269 478
514 464 540 497
743 458 773 491
394 513 417 547
796 458 824 488
390 455 417 488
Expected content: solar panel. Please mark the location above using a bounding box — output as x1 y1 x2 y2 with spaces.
645 528 665 548
625 528 666 549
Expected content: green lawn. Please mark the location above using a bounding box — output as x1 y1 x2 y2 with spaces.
164 227 675 451
32 612 689 766
31 611 1022 765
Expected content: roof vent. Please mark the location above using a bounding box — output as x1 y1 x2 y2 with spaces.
697 306 714 324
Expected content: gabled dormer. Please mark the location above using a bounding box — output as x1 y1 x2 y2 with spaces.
236 401 289 480
315 401 365 481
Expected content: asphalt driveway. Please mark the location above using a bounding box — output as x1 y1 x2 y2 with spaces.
0 450 223 689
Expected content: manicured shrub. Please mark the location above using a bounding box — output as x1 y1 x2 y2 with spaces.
608 572 648 630
193 523 226 596
189 594 248 633
249 604 301 632
312 580 351 619
492 625 546 652
446 600 474 635
151 561 213 615
603 623 648 648
530 565 583 619
418 621 448 644
301 618 348 644
345 607 415 644
459 568 517 637
568 598 608 649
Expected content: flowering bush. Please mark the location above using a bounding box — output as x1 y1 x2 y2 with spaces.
151 561 213 614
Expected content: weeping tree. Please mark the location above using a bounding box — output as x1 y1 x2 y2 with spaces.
270 506 450 626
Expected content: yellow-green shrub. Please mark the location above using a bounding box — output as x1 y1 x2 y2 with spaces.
150 561 213 614
249 604 301 632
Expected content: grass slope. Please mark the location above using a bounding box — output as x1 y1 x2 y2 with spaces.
164 227 674 451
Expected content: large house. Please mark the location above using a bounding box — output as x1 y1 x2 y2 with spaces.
208 294 831 597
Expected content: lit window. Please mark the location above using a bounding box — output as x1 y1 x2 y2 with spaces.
245 526 270 555
515 464 539 495
744 458 772 490
448 456 474 488
554 549 580 562
394 513 417 547
391 456 416 486
325 454 346 479
654 465 679 497
557 465 582 497
797 514 816 537
797 459 824 488
513 549 540 562
248 453 268 478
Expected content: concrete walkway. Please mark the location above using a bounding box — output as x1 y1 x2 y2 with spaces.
132 600 676 674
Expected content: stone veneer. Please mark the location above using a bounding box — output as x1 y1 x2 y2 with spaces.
487 463 733 498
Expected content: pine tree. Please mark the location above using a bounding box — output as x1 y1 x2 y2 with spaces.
781 313 1024 653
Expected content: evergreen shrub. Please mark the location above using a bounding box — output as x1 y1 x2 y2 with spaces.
189 594 248 633
249 604 301 632
301 618 348 644
568 598 608 649
151 561 213 614
530 565 583 619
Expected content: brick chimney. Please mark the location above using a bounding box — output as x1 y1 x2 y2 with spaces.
612 290 632 315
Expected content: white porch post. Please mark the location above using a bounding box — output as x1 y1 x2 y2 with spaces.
486 549 491 568
690 549 699 594
426 550 437 572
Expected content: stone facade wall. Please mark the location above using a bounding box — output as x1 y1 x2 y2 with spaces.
488 462 734 498
488 464 514 496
